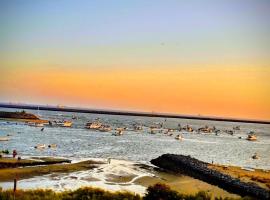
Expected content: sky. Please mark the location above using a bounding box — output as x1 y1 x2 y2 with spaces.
0 0 270 120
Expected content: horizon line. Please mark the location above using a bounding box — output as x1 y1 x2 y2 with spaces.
0 102 269 124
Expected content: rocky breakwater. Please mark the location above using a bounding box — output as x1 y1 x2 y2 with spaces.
151 154 270 200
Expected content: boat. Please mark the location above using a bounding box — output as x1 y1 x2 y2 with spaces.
72 115 78 120
225 130 234 135
0 137 10 141
246 133 257 141
48 144 57 148
27 122 44 127
182 125 193 132
133 125 143 131
252 153 259 159
34 144 46 149
55 121 72 127
112 130 123 136
198 126 214 133
175 134 183 140
98 125 112 132
233 126 240 130
149 128 156 134
85 121 102 129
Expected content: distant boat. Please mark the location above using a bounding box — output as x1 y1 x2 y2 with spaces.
233 126 240 130
37 106 42 117
252 153 259 159
175 134 183 140
72 115 78 120
54 121 72 127
85 121 102 129
59 121 72 127
48 144 57 148
98 125 112 132
27 122 44 127
0 137 10 141
246 133 257 141
198 126 214 133
112 130 123 136
34 144 46 149
182 125 193 132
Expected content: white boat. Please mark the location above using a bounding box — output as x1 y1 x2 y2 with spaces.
34 144 46 149
98 125 112 132
252 153 259 159
85 121 102 129
246 133 257 141
0 137 10 141
27 122 44 127
112 130 123 136
48 144 57 148
198 126 214 133
175 134 183 140
183 125 193 132
62 121 72 127
55 121 72 127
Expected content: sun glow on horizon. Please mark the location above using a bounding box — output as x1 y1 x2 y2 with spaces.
1 65 269 120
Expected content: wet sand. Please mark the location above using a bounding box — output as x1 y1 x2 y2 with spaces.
0 158 240 199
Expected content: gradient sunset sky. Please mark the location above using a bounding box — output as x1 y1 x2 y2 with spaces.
0 0 270 120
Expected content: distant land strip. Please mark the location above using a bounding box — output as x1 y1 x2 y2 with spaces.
0 103 269 124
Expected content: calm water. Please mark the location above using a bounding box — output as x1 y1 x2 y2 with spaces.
1 108 270 169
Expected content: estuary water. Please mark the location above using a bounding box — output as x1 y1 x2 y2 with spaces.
0 108 270 169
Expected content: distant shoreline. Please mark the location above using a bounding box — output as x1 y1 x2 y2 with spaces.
0 103 269 124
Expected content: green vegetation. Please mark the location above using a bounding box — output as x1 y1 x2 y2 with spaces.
0 160 103 182
0 183 255 200
1 150 9 154
0 157 71 169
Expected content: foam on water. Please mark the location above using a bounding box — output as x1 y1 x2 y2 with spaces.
0 158 150 195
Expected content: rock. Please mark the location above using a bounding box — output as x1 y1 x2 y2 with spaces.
151 154 270 200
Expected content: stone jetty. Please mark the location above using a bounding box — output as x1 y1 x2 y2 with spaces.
151 154 270 200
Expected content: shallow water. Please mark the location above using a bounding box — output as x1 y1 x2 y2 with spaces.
0 108 270 169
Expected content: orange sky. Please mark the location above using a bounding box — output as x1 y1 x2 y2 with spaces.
1 1 270 120
1 65 269 120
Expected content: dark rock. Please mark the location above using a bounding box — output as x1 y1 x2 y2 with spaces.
151 154 270 200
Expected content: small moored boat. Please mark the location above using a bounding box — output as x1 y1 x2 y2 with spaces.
252 153 259 159
58 121 72 127
112 130 123 136
175 134 183 140
27 122 44 127
34 144 46 149
0 137 10 141
85 121 102 129
246 133 257 141
98 125 112 132
48 144 57 148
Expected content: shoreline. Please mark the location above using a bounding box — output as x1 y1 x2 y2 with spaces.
0 156 240 198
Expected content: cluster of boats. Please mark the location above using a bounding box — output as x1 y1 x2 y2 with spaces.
82 120 259 142
26 120 73 128
85 121 125 136
21 115 259 142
